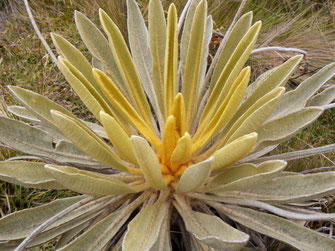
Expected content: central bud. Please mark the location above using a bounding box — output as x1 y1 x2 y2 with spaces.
157 94 192 185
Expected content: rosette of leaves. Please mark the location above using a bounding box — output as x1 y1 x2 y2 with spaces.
1 0 335 250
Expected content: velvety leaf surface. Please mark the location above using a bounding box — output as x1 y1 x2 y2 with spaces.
45 165 135 196
131 136 166 190
59 208 131 251
0 161 63 189
0 196 86 240
220 205 335 251
206 160 286 192
180 210 249 250
0 117 97 165
176 157 213 193
123 202 169 250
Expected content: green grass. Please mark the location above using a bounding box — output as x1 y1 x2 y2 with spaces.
0 0 334 249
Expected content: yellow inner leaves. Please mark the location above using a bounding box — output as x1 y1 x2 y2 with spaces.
96 67 254 185
87 6 258 188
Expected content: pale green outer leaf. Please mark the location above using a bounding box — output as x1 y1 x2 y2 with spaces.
219 205 335 251
27 206 100 248
176 157 213 193
206 160 286 192
223 87 284 145
150 207 172 251
213 133 258 171
0 117 98 165
45 165 135 196
181 210 249 250
164 4 178 117
127 0 162 126
131 136 166 190
255 107 323 151
309 85 335 106
180 0 201 75
149 0 167 119
91 56 104 71
55 222 90 249
74 11 128 98
209 12 253 93
51 33 100 91
7 104 108 139
84 121 108 139
7 105 39 122
99 9 153 128
100 111 138 165
31 196 116 247
59 209 132 251
51 110 129 172
58 57 116 122
200 21 262 128
8 85 73 130
269 62 335 120
219 172 335 203
235 55 303 122
244 67 275 100
0 161 64 190
0 196 86 240
123 202 169 250
182 0 207 130
198 16 213 93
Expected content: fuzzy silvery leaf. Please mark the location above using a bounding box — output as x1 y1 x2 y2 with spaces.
45 165 136 196
255 107 323 151
178 205 249 250
7 105 40 123
236 54 303 121
200 21 261 127
58 208 132 251
58 57 116 122
131 136 166 190
1 0 335 250
205 160 286 192
51 33 99 91
209 11 253 92
99 8 154 127
8 85 74 132
149 0 167 120
176 157 213 193
308 85 335 106
182 0 207 130
51 110 129 172
0 161 63 189
0 117 97 165
180 0 202 76
127 0 163 127
74 11 128 97
123 201 169 250
217 172 335 203
55 222 91 249
0 196 87 241
268 62 335 120
218 205 335 251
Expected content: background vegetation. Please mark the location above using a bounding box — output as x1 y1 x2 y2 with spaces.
0 0 334 250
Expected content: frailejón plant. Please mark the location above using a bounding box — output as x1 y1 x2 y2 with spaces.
1 0 335 250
